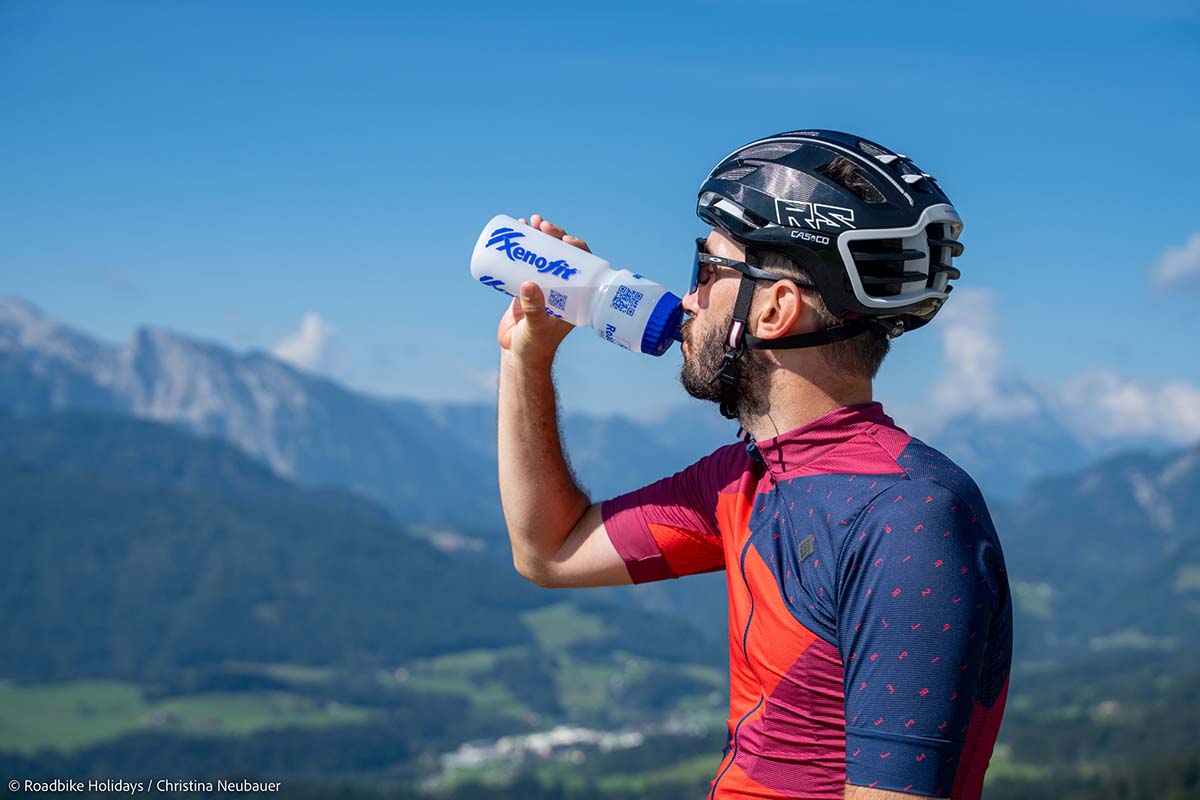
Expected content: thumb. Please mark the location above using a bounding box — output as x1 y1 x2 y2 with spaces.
519 282 549 325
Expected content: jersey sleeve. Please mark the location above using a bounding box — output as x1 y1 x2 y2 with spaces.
836 478 1011 797
599 442 746 584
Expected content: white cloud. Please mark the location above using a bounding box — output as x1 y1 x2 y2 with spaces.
928 288 1040 421
1150 232 1200 291
923 289 1200 447
1055 371 1200 445
271 312 336 372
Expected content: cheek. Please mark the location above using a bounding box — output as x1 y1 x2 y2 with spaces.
699 315 728 353
701 291 732 333
695 277 729 310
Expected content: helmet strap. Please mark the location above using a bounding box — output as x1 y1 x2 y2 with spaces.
744 319 870 349
708 272 759 421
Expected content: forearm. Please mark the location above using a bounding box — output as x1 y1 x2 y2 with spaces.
497 349 590 577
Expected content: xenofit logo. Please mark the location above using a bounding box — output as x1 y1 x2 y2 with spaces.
486 228 578 279
774 198 856 231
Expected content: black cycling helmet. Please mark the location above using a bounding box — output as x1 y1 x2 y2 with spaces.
697 129 964 337
693 129 964 421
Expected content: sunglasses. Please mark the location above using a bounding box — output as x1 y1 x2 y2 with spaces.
689 238 819 295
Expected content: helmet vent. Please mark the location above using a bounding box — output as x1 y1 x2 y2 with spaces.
925 222 964 280
741 206 772 229
737 142 803 161
857 140 889 158
713 166 757 182
816 157 887 204
849 241 919 299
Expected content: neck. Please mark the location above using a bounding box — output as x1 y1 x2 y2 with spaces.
738 371 873 442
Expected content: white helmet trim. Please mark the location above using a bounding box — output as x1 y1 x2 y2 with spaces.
837 203 962 311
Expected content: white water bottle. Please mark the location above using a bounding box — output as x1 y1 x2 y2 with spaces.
470 214 683 356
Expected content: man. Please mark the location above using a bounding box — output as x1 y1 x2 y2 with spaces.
495 130 1012 800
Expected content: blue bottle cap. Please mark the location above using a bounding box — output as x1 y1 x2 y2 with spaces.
640 291 684 357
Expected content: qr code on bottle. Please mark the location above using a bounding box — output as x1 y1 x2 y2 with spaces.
611 285 644 317
547 289 567 311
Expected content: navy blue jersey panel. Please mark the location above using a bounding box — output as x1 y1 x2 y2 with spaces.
746 472 908 646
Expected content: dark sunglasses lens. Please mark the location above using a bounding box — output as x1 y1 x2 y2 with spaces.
690 246 701 294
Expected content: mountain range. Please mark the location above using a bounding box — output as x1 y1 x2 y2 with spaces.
3 296 1200 798
997 440 1200 660
0 410 726 681
4 295 1173 523
2 293 1200 642
2 407 1198 798
0 409 734 795
0 296 740 533
3 294 1198 656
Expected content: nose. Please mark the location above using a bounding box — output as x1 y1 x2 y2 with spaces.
682 287 700 315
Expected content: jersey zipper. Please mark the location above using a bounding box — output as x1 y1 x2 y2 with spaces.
709 536 761 799
708 695 763 799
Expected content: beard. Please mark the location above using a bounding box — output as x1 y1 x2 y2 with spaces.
678 314 772 419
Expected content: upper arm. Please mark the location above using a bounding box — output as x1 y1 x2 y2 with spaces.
534 502 634 588
838 479 1011 797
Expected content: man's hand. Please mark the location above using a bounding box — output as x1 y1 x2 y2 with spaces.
495 213 591 367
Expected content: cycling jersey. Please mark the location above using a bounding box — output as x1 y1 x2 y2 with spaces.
601 402 1012 799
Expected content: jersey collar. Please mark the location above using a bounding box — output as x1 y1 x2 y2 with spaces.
745 401 896 475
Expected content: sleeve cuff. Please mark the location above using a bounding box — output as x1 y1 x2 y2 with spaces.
601 495 678 584
846 727 963 797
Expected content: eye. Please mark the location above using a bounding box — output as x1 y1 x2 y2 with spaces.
697 261 715 286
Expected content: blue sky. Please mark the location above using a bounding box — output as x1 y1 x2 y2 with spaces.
2 1 1198 440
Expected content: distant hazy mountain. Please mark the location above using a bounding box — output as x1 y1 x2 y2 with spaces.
0 297 741 538
995 441 1200 660
930 380 1093 500
0 297 744 633
9 294 1169 524
916 373 1193 502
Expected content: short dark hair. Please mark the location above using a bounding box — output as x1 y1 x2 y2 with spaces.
757 250 891 380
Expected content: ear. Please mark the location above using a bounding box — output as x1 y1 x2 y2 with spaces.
753 280 817 340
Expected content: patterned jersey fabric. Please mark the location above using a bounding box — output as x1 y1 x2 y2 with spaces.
601 402 1012 799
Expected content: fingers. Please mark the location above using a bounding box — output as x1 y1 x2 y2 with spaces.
563 234 591 253
521 213 562 239
518 214 552 232
525 213 562 240
519 212 591 253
